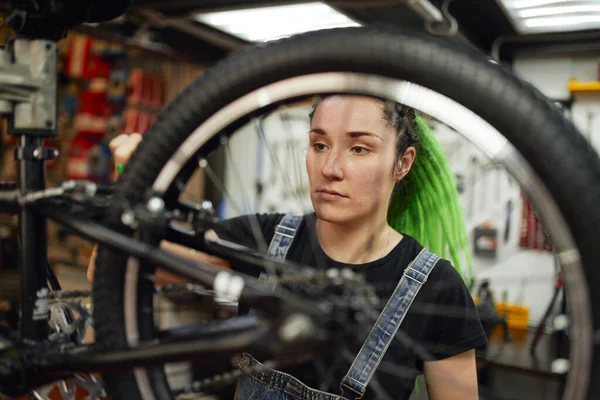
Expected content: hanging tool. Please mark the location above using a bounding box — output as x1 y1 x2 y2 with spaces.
504 199 512 244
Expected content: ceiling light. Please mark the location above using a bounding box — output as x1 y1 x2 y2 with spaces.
195 2 361 43
498 0 600 34
507 0 575 9
518 5 600 18
525 15 600 27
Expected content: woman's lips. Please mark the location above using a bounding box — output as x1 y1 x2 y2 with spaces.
317 189 347 200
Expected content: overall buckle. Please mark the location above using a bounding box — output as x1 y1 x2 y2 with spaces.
340 382 364 400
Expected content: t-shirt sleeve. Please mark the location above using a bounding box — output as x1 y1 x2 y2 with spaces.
211 213 284 252
423 261 488 360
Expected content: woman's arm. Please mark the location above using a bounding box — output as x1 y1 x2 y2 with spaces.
423 349 478 400
156 232 229 285
87 230 229 284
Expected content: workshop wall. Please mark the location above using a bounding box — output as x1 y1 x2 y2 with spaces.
435 124 557 326
45 32 205 267
513 52 600 154
0 31 207 283
454 51 600 327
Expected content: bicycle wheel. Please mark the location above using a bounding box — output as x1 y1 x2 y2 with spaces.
92 26 600 400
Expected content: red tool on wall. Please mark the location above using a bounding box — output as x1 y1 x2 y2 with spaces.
519 192 554 252
122 69 165 135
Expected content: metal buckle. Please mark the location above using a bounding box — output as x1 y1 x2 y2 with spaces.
340 382 364 400
403 265 428 284
274 223 297 238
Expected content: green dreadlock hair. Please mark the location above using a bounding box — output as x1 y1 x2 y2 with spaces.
383 106 474 396
387 112 473 284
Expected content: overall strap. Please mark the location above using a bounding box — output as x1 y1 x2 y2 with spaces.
267 214 303 261
340 248 440 399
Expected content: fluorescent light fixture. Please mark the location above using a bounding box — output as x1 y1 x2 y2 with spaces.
498 0 600 34
518 5 600 18
195 2 361 43
525 15 600 27
507 0 574 9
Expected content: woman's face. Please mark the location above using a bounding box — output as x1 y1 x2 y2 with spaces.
306 95 406 225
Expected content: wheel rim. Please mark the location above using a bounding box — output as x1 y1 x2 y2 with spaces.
122 73 592 400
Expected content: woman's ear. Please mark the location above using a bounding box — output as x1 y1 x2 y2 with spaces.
394 147 416 181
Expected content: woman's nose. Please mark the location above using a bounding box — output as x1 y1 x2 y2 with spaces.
321 152 344 180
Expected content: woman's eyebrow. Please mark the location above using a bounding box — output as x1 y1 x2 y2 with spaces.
310 128 383 141
347 131 383 141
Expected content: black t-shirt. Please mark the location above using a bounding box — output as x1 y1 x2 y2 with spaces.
213 213 487 400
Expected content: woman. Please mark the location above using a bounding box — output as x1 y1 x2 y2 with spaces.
89 95 486 399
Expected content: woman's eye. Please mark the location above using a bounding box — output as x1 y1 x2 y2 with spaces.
351 146 369 155
313 143 327 151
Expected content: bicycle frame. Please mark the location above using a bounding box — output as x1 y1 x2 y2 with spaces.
0 31 335 397
2 179 332 395
1 188 330 394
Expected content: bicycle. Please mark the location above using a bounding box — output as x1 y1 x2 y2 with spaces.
1 1 600 399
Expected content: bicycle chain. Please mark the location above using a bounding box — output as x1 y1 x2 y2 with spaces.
48 290 91 300
176 354 314 397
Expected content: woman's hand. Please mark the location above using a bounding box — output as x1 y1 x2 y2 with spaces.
87 134 230 283
109 133 143 180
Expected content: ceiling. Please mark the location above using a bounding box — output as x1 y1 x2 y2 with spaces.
76 0 600 65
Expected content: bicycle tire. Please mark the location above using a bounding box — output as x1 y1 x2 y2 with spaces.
92 26 600 400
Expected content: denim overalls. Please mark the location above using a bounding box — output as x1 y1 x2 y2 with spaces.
235 215 440 400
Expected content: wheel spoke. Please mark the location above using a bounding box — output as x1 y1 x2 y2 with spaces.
201 143 276 278
221 136 275 274
253 116 308 215
278 110 309 214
